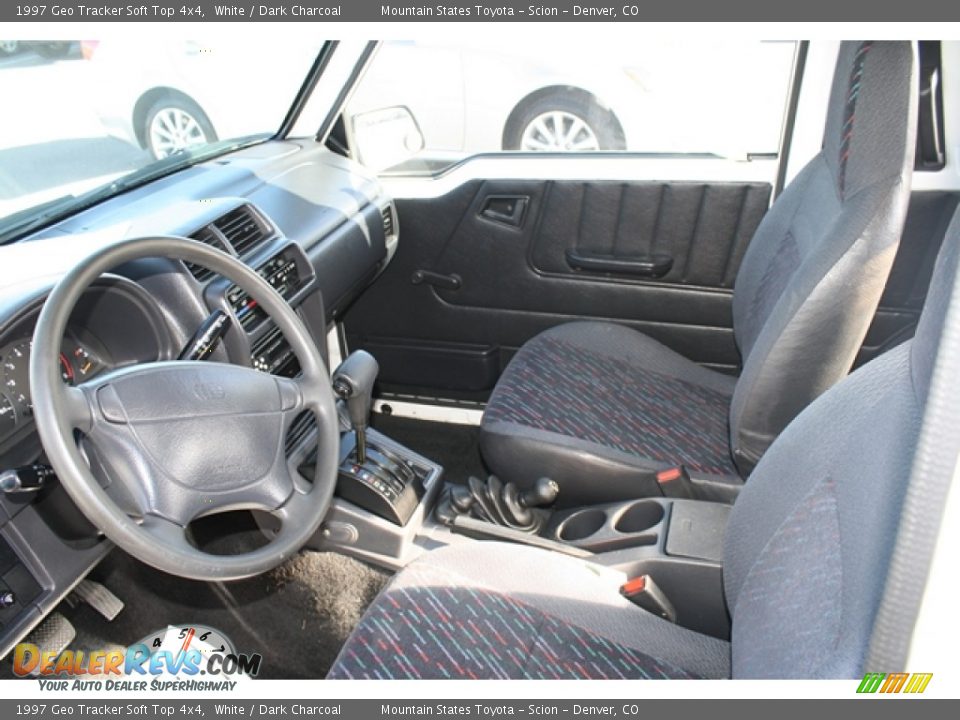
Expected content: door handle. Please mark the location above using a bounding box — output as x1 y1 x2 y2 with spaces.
479 195 529 227
411 270 462 290
565 249 674 278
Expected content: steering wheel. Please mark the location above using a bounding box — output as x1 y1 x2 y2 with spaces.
29 236 340 581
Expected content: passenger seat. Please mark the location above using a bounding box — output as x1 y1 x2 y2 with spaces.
480 41 919 505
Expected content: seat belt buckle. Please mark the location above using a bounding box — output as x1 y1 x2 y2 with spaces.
619 574 677 623
656 465 696 499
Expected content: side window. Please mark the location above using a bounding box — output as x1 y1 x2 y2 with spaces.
344 40 797 173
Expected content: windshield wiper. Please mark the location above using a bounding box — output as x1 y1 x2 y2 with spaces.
0 194 85 235
0 133 271 246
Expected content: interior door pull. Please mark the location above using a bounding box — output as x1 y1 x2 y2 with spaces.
411 270 462 290
565 249 674 278
480 195 529 227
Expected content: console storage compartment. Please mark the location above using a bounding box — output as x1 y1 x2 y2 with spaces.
544 497 732 638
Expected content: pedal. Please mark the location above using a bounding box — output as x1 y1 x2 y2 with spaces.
22 612 75 674
72 580 123 621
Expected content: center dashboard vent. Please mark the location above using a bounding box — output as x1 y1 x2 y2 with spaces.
185 204 274 284
185 226 227 283
214 205 271 257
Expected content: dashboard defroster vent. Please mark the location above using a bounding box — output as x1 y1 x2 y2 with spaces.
214 205 271 257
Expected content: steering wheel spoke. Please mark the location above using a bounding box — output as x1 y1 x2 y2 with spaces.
275 375 308 415
271 483 316 526
63 385 94 432
140 514 193 554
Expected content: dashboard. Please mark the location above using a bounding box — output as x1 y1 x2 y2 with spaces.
0 139 397 658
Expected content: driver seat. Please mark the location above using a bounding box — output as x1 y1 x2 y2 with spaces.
327 208 959 680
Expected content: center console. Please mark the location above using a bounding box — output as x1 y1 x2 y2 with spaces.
301 350 733 639
548 498 730 637
305 428 444 567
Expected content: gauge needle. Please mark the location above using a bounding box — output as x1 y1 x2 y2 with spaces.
180 627 195 654
173 626 197 668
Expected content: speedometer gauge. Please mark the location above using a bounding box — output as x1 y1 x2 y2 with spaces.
2 340 32 417
0 338 87 434
0 394 15 437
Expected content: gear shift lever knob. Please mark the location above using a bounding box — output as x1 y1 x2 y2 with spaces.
332 350 379 462
517 477 560 508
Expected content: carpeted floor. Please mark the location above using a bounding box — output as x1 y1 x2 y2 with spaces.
2 513 389 680
370 413 487 484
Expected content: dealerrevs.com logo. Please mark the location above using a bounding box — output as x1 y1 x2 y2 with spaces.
13 624 262 691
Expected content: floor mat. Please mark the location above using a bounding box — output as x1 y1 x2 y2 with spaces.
2 520 389 680
370 413 487 484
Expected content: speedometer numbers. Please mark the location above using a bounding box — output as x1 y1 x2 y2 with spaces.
2 341 33 419
0 338 98 441
0 395 14 438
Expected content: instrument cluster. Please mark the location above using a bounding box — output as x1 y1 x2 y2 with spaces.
0 333 104 442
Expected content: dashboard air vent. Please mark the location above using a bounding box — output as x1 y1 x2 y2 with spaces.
214 205 270 257
185 226 227 283
381 205 395 238
285 410 318 456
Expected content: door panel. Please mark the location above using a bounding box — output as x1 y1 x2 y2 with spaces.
343 177 771 398
528 181 771 288
343 180 959 401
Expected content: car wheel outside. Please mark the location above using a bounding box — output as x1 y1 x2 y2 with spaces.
0 41 19 55
144 97 217 159
504 92 625 152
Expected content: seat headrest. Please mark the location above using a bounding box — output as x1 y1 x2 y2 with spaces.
823 41 917 200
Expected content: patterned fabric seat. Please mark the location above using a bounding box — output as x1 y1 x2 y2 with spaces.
330 194 960 681
482 322 739 505
328 542 725 680
480 41 918 504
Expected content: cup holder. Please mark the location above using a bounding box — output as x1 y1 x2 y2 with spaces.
614 501 665 534
557 509 607 542
554 500 667 549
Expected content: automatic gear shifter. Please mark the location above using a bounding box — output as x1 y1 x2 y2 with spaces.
332 350 378 463
328 351 426 527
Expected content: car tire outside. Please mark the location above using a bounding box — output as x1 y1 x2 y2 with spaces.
143 97 217 159
0 41 19 55
503 91 626 152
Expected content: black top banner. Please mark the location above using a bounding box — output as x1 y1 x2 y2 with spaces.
2 0 959 22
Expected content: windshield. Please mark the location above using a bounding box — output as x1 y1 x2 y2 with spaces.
0 39 324 238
